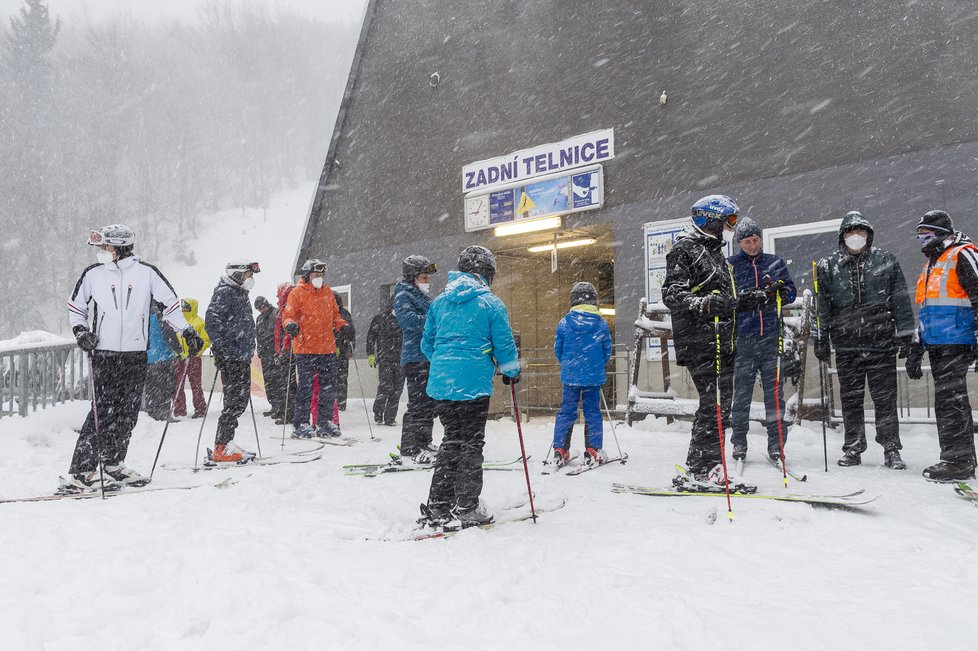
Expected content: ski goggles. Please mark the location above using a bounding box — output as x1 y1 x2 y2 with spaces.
692 210 738 228
419 262 437 274
308 263 327 273
228 262 261 273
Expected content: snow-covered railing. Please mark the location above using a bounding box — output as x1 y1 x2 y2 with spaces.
0 337 90 418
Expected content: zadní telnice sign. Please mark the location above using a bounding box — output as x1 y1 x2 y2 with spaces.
461 129 615 194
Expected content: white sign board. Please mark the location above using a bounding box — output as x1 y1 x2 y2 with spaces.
461 128 614 194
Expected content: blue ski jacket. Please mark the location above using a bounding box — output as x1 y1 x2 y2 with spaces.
422 271 520 400
555 305 613 386
728 250 796 338
393 280 431 366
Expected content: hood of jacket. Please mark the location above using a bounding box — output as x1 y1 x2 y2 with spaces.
838 212 875 251
276 282 293 308
440 271 492 304
564 304 605 330
182 297 200 319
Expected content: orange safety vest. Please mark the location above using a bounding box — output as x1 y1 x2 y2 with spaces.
915 243 977 346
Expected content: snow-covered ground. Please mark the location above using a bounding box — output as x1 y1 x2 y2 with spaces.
1 396 976 649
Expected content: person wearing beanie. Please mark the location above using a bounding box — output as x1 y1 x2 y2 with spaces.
551 281 613 467
813 211 915 469
727 218 796 465
907 210 978 482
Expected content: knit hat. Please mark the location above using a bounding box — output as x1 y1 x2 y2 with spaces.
254 296 270 310
734 217 762 243
916 210 953 234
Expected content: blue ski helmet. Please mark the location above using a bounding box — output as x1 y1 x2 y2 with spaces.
691 195 739 235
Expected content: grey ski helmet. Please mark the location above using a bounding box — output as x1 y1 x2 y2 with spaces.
457 245 497 285
226 259 260 285
570 281 599 306
402 255 437 281
87 224 135 248
300 258 326 280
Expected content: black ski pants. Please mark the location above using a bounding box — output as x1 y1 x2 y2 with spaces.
143 360 176 421
259 354 286 415
684 350 734 475
835 349 902 454
216 360 251 446
373 360 404 424
400 362 436 456
70 351 147 474
336 354 350 410
427 396 490 514
929 345 977 466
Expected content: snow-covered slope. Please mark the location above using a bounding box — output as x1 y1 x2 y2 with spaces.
158 184 314 313
1 397 976 649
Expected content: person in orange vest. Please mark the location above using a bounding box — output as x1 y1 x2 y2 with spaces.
906 211 978 482
282 259 348 438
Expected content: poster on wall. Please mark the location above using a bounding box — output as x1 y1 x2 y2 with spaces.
642 218 733 360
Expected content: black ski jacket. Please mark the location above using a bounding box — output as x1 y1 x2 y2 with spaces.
814 213 915 353
256 307 278 361
663 227 737 365
335 306 356 355
366 310 403 364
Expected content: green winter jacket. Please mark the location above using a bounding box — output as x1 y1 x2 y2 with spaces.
814 213 915 352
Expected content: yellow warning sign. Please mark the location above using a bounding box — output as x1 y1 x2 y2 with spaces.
517 191 535 215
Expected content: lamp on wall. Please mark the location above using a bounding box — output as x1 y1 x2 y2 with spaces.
526 238 596 253
494 216 561 237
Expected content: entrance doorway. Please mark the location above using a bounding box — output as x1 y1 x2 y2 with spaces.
487 223 615 413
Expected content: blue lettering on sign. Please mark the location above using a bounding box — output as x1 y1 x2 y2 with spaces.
595 138 609 160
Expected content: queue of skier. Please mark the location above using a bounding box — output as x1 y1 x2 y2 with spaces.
63 199 978 522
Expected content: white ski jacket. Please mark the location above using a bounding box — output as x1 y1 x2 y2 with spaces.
67 256 189 353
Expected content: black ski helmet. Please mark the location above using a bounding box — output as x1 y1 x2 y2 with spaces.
457 245 497 285
402 255 437 281
300 258 326 280
570 281 598 306
254 296 271 310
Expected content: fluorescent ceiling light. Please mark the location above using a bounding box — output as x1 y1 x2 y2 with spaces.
494 216 561 237
527 238 597 253
599 307 615 316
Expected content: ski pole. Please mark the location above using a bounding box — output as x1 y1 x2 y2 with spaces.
773 288 789 488
599 389 625 461
350 356 379 441
281 347 294 450
86 354 107 499
714 315 734 523
150 358 191 478
510 382 537 523
193 368 219 471
249 394 262 458
813 261 829 472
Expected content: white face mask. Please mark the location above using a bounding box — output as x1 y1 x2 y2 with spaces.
311 277 324 289
96 250 115 265
241 276 255 291
844 233 868 252
418 282 431 294
722 230 734 244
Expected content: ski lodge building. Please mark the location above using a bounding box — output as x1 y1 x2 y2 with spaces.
298 0 978 414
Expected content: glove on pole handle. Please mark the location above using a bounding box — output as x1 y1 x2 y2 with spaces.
87 354 107 499
713 316 734 522
281 347 294 450
510 382 537 523
194 371 219 471
351 357 379 441
150 358 191 479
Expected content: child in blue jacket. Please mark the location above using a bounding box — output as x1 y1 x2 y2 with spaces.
553 282 613 466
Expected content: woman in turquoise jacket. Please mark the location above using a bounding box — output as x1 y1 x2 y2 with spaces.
419 246 519 528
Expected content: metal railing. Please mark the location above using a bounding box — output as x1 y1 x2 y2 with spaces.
1 342 91 418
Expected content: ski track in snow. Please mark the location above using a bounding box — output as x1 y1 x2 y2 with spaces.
1 399 977 649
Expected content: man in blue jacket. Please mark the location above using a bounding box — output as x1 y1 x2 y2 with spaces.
393 254 439 463
552 282 613 466
728 218 796 463
419 246 520 527
205 259 260 463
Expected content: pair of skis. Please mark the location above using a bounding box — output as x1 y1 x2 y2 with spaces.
344 456 529 477
541 451 629 476
407 498 568 541
1 475 243 505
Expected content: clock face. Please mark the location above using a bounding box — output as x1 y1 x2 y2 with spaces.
465 196 489 230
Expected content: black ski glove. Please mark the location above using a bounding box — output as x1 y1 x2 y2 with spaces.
737 288 769 312
73 326 98 353
285 322 300 337
766 279 791 302
689 293 735 317
502 373 520 385
905 343 924 380
183 328 204 357
813 337 831 362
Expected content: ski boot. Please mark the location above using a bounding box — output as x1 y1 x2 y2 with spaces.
922 460 975 483
316 421 342 438
291 424 316 439
58 470 121 494
584 447 608 466
453 499 494 528
211 441 257 464
417 503 453 528
837 451 862 467
104 463 151 487
732 444 748 461
553 447 571 468
884 450 907 470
